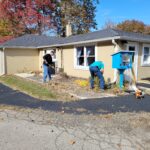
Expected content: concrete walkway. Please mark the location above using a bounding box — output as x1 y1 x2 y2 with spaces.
137 80 150 94
137 82 150 89
0 83 150 115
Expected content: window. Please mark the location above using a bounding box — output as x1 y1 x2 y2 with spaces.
77 47 84 66
75 45 95 68
142 45 150 66
86 46 95 66
128 46 135 63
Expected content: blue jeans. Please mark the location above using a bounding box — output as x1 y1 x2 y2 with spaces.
89 66 105 89
43 64 51 82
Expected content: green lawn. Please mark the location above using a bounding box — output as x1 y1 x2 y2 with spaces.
0 75 57 100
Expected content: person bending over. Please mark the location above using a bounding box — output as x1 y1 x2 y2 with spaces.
89 61 105 90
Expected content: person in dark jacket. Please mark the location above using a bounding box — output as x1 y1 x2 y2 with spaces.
43 54 53 82
89 61 105 90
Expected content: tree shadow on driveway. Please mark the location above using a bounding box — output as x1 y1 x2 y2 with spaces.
0 83 150 115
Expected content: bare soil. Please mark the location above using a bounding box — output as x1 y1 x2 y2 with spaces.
13 72 128 101
36 73 122 100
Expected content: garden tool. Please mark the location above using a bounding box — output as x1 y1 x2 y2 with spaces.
130 67 145 99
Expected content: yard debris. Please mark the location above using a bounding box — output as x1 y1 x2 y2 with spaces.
69 140 76 145
6 74 121 100
61 110 65 114
103 114 112 119
117 143 121 148
135 90 145 99
74 79 89 87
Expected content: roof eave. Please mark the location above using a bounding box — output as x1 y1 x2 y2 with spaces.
1 46 38 49
120 36 150 43
4 35 150 49
37 36 121 48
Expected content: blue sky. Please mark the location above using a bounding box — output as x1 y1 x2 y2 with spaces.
96 0 150 29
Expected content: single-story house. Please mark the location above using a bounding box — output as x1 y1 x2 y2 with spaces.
0 34 61 75
0 28 150 82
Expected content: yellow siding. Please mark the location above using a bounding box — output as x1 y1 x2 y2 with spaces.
97 42 114 82
137 43 150 80
39 50 44 71
5 48 39 74
61 42 115 81
63 46 90 78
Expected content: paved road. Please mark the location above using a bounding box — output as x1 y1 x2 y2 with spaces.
0 83 150 150
0 83 150 114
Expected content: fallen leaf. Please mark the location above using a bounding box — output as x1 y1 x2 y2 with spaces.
61 110 64 114
69 140 76 145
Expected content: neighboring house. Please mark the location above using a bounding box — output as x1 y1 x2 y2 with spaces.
0 29 150 82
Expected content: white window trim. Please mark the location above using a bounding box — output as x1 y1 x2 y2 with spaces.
141 44 150 66
125 42 139 79
74 43 97 70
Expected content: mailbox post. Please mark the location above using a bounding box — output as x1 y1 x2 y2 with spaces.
111 51 134 89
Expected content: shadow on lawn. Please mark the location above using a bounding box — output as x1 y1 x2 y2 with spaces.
0 83 150 115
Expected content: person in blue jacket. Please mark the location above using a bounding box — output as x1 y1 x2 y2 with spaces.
89 61 105 90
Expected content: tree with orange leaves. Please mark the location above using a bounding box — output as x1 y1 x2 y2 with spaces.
0 0 55 36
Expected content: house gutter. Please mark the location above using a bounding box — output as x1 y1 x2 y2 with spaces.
1 46 38 49
37 36 121 49
38 36 150 48
119 36 150 43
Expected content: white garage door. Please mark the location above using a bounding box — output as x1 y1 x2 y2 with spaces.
0 49 4 75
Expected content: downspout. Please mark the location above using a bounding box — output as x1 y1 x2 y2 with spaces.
112 39 120 83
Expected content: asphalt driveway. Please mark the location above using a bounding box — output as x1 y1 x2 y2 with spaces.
0 83 150 115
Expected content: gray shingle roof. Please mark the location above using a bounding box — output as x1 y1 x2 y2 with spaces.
1 34 62 48
57 29 150 46
56 29 119 45
113 29 150 42
1 29 150 48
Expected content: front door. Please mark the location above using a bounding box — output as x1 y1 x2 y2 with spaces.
125 43 138 81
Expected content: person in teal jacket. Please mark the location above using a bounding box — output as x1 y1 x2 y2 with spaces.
89 61 105 90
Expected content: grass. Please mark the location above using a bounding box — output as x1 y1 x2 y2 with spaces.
0 75 57 100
